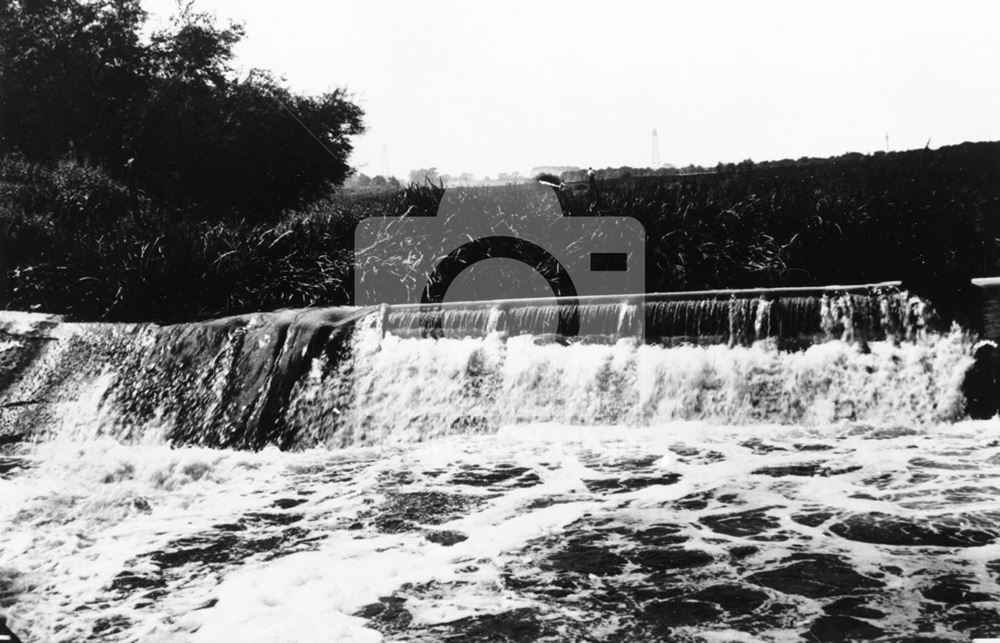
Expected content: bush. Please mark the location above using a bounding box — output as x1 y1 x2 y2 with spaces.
0 156 132 222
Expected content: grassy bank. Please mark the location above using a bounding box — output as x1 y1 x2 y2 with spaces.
1 142 998 324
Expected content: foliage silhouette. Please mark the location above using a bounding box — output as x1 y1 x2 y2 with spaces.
0 0 364 221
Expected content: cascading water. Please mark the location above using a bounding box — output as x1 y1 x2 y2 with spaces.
0 286 963 449
284 312 969 449
382 286 933 346
1 285 999 642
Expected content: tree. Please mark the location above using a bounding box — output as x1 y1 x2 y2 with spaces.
0 0 365 221
0 0 148 163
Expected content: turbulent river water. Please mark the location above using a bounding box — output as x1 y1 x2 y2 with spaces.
1 297 998 642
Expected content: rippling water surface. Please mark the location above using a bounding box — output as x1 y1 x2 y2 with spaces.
3 420 1000 642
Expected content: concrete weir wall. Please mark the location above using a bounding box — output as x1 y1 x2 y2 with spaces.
0 308 364 449
381 281 924 346
0 280 989 450
973 277 1000 340
963 278 1000 418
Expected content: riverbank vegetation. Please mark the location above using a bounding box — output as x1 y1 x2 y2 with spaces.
1 2 998 323
1 142 998 323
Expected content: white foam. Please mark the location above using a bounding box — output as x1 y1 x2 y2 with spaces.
5 419 1000 640
290 323 976 448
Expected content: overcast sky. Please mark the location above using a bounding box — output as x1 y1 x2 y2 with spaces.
143 0 1000 179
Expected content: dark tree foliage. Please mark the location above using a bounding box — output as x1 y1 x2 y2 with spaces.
0 0 148 164
0 0 364 221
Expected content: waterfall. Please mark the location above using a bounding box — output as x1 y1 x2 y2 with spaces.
0 309 363 449
282 318 971 448
0 284 978 452
381 285 937 346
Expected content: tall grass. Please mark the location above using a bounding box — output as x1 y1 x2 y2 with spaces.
0 158 446 321
1 142 998 323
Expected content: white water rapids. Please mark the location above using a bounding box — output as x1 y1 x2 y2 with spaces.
1 308 998 642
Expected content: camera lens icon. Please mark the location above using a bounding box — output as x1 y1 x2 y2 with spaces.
354 181 644 337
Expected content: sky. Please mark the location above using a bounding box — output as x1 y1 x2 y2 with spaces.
143 0 1000 180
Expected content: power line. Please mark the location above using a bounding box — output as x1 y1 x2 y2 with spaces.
380 145 390 178
265 86 343 163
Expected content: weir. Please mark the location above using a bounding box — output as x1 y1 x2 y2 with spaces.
381 281 928 345
0 281 989 451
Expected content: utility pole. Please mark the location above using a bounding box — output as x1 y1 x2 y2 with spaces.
380 145 390 179
651 129 660 168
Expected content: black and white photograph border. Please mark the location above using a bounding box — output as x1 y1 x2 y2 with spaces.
1 1 1000 642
